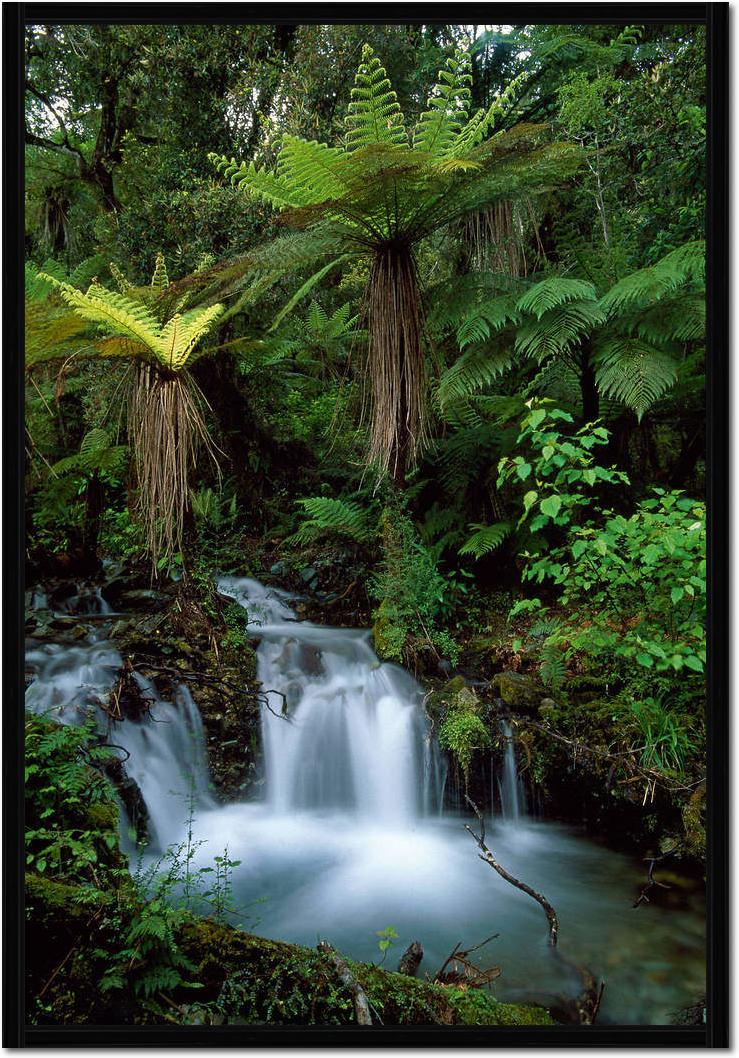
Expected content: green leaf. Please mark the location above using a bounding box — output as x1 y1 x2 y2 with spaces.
540 495 562 519
516 461 532 481
523 490 538 513
671 586 685 604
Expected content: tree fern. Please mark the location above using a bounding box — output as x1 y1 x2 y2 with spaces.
209 43 582 482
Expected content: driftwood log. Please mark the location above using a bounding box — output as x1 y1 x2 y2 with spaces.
317 940 372 1025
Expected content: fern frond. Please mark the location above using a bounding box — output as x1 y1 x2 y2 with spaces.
459 521 512 557
515 299 606 362
40 275 162 356
594 335 678 420
600 241 705 316
438 344 514 407
291 497 375 546
456 294 520 348
515 277 597 320
414 49 473 158
345 44 407 150
277 135 347 202
150 252 169 293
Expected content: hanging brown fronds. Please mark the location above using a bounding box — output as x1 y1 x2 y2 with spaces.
129 363 221 573
460 197 542 276
364 243 427 486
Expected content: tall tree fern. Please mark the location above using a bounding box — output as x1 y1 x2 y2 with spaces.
210 44 581 486
34 255 225 570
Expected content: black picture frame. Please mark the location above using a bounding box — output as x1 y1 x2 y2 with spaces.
4 3 728 1047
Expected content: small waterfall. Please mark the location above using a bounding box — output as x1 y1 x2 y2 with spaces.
498 718 526 822
56 586 112 616
218 576 443 822
25 626 213 849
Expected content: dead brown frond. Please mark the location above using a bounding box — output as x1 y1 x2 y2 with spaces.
129 363 222 574
363 243 427 486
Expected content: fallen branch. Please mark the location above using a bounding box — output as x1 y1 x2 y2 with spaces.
433 933 501 988
317 940 372 1025
633 843 684 908
465 796 559 947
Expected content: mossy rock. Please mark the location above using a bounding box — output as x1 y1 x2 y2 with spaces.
425 676 481 721
491 671 542 710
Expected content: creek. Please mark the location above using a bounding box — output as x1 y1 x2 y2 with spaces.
25 578 705 1025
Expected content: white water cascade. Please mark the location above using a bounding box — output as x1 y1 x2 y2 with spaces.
499 719 526 822
217 577 442 822
25 639 213 849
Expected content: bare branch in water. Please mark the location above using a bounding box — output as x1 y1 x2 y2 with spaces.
464 795 559 947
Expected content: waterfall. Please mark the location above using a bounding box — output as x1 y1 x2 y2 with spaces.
218 577 442 822
498 718 526 821
25 628 213 849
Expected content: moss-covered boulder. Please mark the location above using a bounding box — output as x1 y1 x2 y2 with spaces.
491 671 542 710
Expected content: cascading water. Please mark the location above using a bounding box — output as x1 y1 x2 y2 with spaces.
25 628 213 850
217 576 442 822
24 578 706 1024
499 719 526 822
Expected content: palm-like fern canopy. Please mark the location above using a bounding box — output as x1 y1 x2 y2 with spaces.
209 45 582 483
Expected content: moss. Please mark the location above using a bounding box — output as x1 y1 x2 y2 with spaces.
491 671 542 710
26 874 554 1027
445 987 553 1026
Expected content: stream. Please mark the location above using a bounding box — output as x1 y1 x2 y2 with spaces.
25 577 705 1026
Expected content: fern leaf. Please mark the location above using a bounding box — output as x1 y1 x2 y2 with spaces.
594 335 678 420
515 277 597 320
291 497 375 546
438 345 514 407
345 45 407 151
150 252 169 293
515 300 606 362
459 522 512 557
414 49 473 158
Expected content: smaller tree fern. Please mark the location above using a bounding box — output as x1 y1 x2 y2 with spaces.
33 255 225 571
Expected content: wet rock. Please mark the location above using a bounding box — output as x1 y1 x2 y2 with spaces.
492 671 542 710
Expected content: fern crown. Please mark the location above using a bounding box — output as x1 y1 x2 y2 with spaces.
38 255 224 372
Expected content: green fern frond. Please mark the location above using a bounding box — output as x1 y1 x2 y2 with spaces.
515 299 606 362
600 241 705 316
414 49 473 158
150 252 169 293
459 521 512 558
594 336 678 420
438 345 514 407
539 639 567 691
39 275 224 371
515 277 597 320
345 44 407 150
456 294 520 348
51 428 128 477
291 497 376 546
277 135 347 202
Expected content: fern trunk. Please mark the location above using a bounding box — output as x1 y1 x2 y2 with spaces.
365 242 426 488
